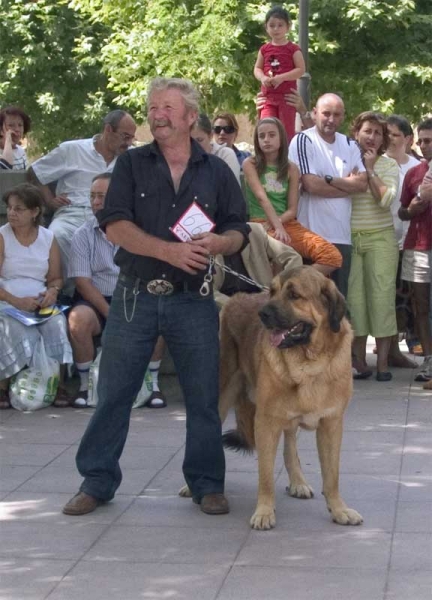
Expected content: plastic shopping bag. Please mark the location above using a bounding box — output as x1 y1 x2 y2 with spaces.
132 370 153 409
87 349 101 407
87 350 152 408
9 337 60 411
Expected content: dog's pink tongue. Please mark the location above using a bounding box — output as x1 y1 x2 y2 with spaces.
269 331 285 347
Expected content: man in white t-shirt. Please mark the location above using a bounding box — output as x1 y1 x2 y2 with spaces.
288 93 367 297
28 110 136 290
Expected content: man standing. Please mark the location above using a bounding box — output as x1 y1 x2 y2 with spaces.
67 173 119 407
63 77 249 517
398 118 432 383
288 93 367 297
28 110 136 284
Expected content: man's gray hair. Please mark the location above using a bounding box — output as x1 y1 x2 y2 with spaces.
147 77 200 113
103 110 128 129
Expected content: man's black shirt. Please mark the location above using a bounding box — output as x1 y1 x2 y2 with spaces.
97 139 250 284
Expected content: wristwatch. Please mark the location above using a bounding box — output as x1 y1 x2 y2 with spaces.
300 111 312 121
49 285 61 292
367 170 377 178
324 175 333 184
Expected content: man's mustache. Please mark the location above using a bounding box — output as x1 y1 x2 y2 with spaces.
152 119 171 128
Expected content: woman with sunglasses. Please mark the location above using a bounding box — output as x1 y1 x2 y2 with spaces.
212 113 251 167
0 184 72 409
191 114 241 184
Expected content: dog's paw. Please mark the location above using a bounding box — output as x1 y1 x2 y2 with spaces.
250 508 276 530
331 507 363 526
178 484 192 498
286 483 314 499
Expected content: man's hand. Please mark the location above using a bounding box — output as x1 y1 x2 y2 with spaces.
190 232 234 255
45 195 71 211
285 89 307 114
408 194 430 217
419 183 432 203
165 241 209 275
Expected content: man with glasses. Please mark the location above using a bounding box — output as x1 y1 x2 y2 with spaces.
398 118 432 383
28 110 136 292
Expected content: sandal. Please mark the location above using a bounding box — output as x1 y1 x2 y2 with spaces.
144 391 167 409
0 388 11 409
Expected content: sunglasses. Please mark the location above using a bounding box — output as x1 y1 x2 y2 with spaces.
213 125 236 134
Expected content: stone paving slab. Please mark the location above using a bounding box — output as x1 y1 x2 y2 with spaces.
0 345 431 599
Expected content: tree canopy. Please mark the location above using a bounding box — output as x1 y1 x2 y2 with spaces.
0 0 431 151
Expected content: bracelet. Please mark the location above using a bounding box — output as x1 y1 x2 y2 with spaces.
367 170 377 178
300 111 311 121
48 285 61 292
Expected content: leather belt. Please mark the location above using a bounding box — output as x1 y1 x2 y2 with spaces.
118 274 208 296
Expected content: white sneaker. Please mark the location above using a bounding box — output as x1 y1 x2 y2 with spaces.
72 390 89 407
415 356 432 382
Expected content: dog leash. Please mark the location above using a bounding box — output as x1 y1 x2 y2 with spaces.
213 258 270 292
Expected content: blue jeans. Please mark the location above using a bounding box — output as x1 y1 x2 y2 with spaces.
76 280 225 502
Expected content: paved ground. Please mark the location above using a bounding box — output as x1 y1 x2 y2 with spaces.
1 343 431 600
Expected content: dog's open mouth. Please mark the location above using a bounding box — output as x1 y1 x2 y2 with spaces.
268 321 311 348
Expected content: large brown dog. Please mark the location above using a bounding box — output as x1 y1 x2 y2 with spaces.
219 266 363 530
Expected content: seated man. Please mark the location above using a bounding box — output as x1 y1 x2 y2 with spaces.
67 173 119 407
213 221 303 306
67 173 166 408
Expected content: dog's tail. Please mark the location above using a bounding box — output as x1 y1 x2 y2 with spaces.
222 396 256 454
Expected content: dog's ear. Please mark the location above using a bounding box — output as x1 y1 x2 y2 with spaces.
270 273 283 296
320 278 346 332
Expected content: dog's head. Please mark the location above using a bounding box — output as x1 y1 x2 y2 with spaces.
258 266 347 350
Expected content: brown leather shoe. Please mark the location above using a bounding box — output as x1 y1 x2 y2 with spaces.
195 493 230 515
62 492 102 516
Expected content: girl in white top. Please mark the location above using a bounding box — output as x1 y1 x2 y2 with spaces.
0 184 72 409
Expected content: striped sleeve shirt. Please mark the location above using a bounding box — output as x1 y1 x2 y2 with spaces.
0 145 27 170
68 216 120 296
351 155 399 232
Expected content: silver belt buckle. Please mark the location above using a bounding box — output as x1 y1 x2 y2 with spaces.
146 279 174 296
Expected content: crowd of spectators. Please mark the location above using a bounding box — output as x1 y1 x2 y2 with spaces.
0 7 431 411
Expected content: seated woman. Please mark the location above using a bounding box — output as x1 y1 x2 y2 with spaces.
212 112 251 167
0 106 31 170
0 184 72 409
347 112 399 381
191 113 241 184
243 117 342 275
